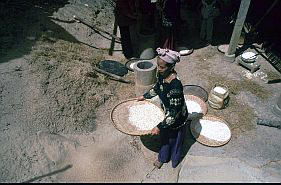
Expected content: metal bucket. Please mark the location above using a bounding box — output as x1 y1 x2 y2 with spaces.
134 60 157 96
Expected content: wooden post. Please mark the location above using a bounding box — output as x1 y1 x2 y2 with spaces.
225 0 251 61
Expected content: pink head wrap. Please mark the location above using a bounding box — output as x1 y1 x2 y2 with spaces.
156 47 181 64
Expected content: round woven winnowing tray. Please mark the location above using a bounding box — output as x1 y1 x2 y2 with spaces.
184 94 208 115
98 60 128 76
111 99 164 136
217 44 243 54
176 47 194 56
217 44 229 54
190 115 232 147
125 58 140 72
183 85 208 102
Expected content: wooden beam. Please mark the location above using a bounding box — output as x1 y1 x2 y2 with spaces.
92 67 132 84
226 0 251 59
73 16 121 42
252 0 279 32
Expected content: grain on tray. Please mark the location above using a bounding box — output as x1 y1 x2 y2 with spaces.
128 104 164 130
185 100 202 113
194 120 231 142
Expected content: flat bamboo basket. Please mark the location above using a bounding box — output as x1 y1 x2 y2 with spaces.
184 94 208 115
190 115 232 147
183 84 208 102
110 99 165 136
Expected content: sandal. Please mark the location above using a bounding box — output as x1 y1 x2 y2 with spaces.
153 159 163 169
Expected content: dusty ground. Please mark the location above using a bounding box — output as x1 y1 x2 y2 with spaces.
0 0 281 183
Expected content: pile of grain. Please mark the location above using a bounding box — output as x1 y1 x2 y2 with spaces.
194 120 231 142
128 104 164 130
214 86 227 94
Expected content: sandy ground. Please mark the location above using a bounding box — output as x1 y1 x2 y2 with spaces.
0 0 281 183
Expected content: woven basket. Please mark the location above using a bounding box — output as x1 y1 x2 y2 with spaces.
125 58 140 72
111 99 164 136
183 84 208 102
98 60 128 76
190 115 231 147
217 44 229 54
184 94 208 115
208 83 230 109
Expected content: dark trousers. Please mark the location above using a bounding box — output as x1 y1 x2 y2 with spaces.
119 26 133 59
158 124 187 168
156 20 178 50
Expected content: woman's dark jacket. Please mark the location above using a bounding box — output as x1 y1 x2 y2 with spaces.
143 75 188 130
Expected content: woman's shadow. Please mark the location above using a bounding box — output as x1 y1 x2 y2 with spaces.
140 114 202 165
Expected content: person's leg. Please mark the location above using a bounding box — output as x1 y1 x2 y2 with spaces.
129 23 138 57
171 124 187 168
155 11 162 48
176 0 183 24
119 25 133 59
171 25 177 50
158 25 170 49
206 17 213 43
162 27 175 50
158 129 172 163
139 0 155 33
200 19 207 40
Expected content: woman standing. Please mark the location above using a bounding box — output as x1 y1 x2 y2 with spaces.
115 0 137 59
137 48 188 169
156 0 181 50
200 0 221 44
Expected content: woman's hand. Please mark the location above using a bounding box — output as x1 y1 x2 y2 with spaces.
137 95 145 101
150 127 160 135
